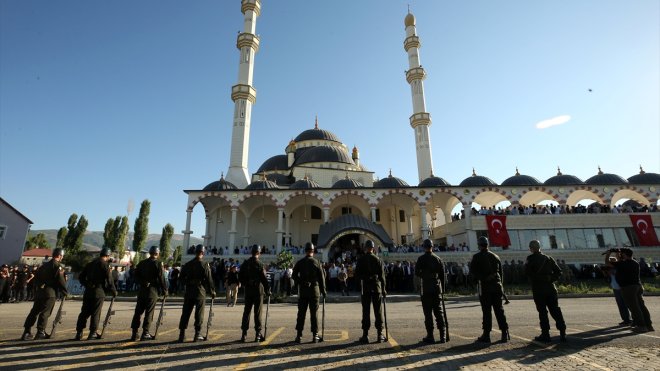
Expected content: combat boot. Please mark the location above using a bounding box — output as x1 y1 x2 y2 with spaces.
74 330 84 341
193 331 204 342
376 330 386 343
255 332 265 342
294 331 302 343
422 330 435 344
312 333 320 343
476 331 491 343
560 329 567 342
240 331 247 342
359 330 369 344
439 328 447 344
130 329 139 341
20 330 33 341
34 330 47 340
501 329 510 343
141 331 154 341
534 331 551 343
177 330 185 343
87 331 102 340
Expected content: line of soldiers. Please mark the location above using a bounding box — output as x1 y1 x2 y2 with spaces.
23 236 632 345
0 263 40 303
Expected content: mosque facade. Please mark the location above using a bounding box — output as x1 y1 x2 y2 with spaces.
182 1 660 263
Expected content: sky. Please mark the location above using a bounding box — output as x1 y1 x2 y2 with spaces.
1 0 659 240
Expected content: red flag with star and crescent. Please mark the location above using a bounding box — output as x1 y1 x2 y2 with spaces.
629 214 660 247
485 215 511 249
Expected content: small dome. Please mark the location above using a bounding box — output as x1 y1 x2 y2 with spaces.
374 171 409 188
459 169 497 187
544 168 584 186
294 124 341 142
419 174 451 187
628 167 660 184
332 177 364 189
501 168 541 186
405 12 416 27
265 173 294 186
203 174 237 191
295 146 355 166
257 155 288 173
245 179 280 190
290 177 321 189
585 167 628 185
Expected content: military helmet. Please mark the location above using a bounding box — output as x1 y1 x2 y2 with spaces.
304 242 314 252
528 240 541 250
251 244 261 255
477 236 489 247
422 239 433 249
1 264 8 269
53 248 64 258
100 247 111 257
364 240 375 249
149 245 160 255
195 244 205 254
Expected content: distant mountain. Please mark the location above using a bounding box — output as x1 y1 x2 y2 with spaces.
30 230 204 252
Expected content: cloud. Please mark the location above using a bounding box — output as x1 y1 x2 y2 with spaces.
535 115 571 129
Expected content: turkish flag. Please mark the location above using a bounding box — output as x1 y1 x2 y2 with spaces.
629 214 660 247
486 215 511 248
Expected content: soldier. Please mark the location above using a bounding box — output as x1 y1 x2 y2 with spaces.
21 248 68 340
415 239 447 343
0 264 10 303
131 246 168 341
292 242 327 343
470 236 509 343
354 240 386 343
75 248 116 340
239 244 271 342
525 240 566 342
178 245 215 342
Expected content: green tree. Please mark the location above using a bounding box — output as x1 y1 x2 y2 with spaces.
25 233 51 250
56 227 67 249
132 200 150 254
159 223 174 263
132 250 142 267
63 213 79 251
173 245 183 265
274 250 294 269
116 216 129 260
103 218 114 248
59 214 90 272
72 215 89 254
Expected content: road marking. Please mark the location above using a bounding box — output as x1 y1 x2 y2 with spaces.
261 326 284 346
234 327 285 370
585 324 660 339
323 329 349 342
387 333 400 349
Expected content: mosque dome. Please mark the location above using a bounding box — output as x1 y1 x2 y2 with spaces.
501 168 541 187
544 168 584 186
404 13 416 27
294 128 341 143
628 167 660 184
459 169 497 187
373 172 409 188
419 174 451 187
257 155 288 173
203 174 237 191
265 173 294 186
332 177 364 189
290 177 321 190
585 167 628 185
295 146 355 166
245 179 280 190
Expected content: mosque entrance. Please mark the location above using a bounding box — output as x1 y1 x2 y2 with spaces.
328 233 363 264
317 214 394 262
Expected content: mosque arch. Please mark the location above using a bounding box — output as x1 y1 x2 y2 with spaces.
471 189 510 208
425 189 463 224
611 187 655 206
518 189 559 206
566 188 604 207
328 192 371 220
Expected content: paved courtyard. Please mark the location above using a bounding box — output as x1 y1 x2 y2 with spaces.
0 296 658 370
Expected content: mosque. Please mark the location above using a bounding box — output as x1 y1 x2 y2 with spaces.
182 1 660 264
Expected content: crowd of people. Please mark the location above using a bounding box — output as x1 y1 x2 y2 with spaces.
451 202 659 221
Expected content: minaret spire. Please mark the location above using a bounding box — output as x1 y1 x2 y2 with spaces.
404 9 435 182
226 0 262 189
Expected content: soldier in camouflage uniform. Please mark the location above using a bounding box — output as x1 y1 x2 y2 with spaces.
178 245 215 342
131 245 168 341
75 248 117 340
21 248 68 340
525 240 566 342
355 240 386 343
292 242 327 343
415 239 447 343
470 236 509 343
239 245 271 342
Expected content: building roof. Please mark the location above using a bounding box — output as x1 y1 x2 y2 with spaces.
501 169 541 186
373 173 409 188
332 177 364 189
459 170 497 187
245 179 280 190
295 146 355 166
294 128 341 143
585 167 628 185
290 177 322 189
22 248 52 257
0 197 33 224
265 173 294 186
203 174 237 191
257 155 289 173
544 168 584 186
418 174 451 187
628 171 660 185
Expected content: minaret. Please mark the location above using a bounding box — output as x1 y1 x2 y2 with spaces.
404 10 434 182
226 0 261 189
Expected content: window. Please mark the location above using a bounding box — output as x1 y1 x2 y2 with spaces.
375 209 381 222
342 207 352 215
399 210 406 223
0 225 6 239
311 206 322 220
311 234 319 245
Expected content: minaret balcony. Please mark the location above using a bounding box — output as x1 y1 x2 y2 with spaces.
237 32 260 52
231 84 257 103
403 35 420 51
406 67 426 83
409 112 432 128
241 0 261 16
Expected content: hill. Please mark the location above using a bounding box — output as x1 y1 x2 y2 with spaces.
29 229 203 252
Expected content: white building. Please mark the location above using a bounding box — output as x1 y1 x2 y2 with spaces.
0 197 33 264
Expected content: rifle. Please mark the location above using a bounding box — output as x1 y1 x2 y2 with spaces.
441 290 450 341
46 297 66 339
263 294 270 340
153 296 167 340
204 298 214 341
502 291 511 305
99 297 115 339
319 296 325 342
382 293 389 342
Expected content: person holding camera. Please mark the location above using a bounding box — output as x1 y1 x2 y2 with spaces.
605 248 654 333
525 240 566 342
